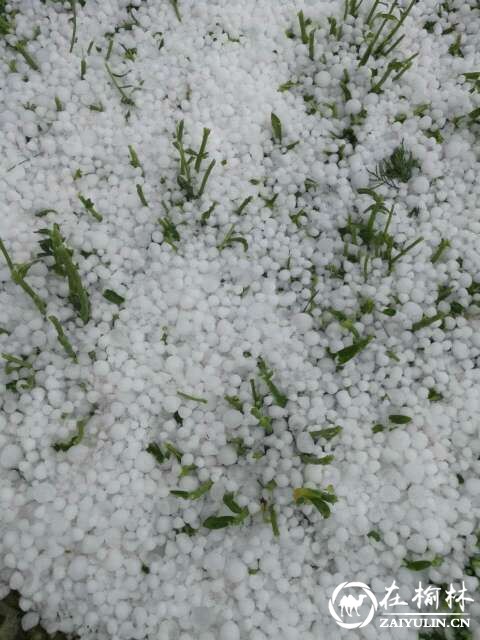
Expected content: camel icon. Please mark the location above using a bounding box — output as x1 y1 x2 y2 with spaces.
339 594 368 617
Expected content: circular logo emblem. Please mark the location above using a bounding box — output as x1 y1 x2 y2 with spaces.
328 581 378 629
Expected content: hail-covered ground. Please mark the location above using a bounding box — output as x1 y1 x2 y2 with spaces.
0 0 479 639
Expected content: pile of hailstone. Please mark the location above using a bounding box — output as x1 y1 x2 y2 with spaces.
1 0 479 638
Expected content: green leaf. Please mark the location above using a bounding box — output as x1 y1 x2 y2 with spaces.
53 415 90 452
269 504 280 537
278 80 299 92
309 426 342 441
203 515 237 529
257 357 288 407
225 395 243 412
403 557 442 571
300 454 334 465
428 388 443 402
367 530 382 542
48 315 77 362
146 442 166 464
103 289 125 305
177 390 208 404
271 112 282 143
389 414 412 424
171 480 213 500
223 492 244 514
333 336 373 365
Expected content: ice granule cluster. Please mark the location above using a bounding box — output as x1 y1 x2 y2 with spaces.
0 0 480 638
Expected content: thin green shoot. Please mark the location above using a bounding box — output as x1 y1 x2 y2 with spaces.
300 454 335 465
344 0 364 20
431 239 450 264
128 145 144 176
278 80 300 92
8 40 39 71
235 196 253 216
37 224 91 323
309 426 342 441
169 0 182 22
217 225 248 252
370 54 418 94
2 353 35 392
200 202 217 226
225 395 243 412
297 11 310 44
194 128 211 172
359 1 398 66
55 96 64 112
411 312 445 332
0 239 47 315
387 236 423 274
67 0 77 52
53 414 92 452
105 62 136 107
171 479 213 500
177 390 208 404
308 28 315 60
80 58 86 79
158 216 180 251
374 0 416 58
48 315 77 362
269 504 280 537
173 120 216 200
136 184 149 207
78 195 103 221
250 379 273 435
257 357 287 407
340 69 351 101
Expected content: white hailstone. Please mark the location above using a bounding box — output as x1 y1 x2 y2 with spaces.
465 479 480 496
94 360 110 376
224 558 247 583
68 556 88 581
411 176 430 194
315 71 331 87
105 549 123 572
135 451 156 473
304 465 324 483
452 341 469 360
223 409 243 428
21 612 39 631
163 395 181 412
66 444 90 464
219 621 240 640
291 313 313 333
0 444 22 469
402 301 423 322
406 534 427 555
344 99 362 115
217 445 237 466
